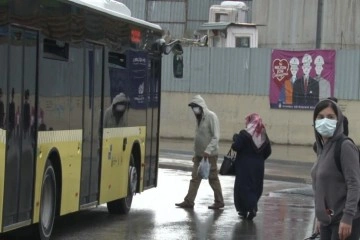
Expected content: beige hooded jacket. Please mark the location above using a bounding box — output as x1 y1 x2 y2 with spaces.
188 95 220 157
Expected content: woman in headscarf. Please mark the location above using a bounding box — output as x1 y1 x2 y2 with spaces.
231 113 272 220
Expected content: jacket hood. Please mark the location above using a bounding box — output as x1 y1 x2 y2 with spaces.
112 92 129 106
188 95 208 110
313 99 344 147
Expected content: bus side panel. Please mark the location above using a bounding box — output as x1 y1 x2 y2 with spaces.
99 126 145 204
100 128 127 203
32 130 82 222
137 128 146 192
0 25 7 231
0 130 6 229
124 127 146 193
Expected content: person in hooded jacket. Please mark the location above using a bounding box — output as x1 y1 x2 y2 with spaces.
175 95 225 209
311 99 360 240
231 113 271 220
313 97 349 153
103 92 129 128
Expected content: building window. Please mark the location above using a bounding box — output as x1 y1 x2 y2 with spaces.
215 13 229 22
235 37 250 48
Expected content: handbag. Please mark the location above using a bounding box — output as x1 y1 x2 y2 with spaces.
219 149 235 175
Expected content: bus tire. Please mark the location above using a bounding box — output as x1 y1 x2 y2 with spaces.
35 160 57 240
107 154 137 214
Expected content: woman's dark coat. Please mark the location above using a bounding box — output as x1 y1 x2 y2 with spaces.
231 130 272 213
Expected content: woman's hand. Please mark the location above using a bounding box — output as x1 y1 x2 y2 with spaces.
338 222 352 240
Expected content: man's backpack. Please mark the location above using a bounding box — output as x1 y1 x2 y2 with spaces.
334 135 360 207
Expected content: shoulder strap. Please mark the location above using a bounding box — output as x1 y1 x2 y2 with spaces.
334 135 355 173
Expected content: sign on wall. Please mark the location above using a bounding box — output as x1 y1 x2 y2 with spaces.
269 49 336 110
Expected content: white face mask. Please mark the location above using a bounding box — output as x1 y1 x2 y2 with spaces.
192 106 201 115
315 118 337 137
115 105 126 112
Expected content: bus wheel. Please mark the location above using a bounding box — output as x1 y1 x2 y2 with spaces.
107 154 137 214
35 160 57 240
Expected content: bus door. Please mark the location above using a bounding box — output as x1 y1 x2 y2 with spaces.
80 42 104 208
3 26 38 230
144 55 161 189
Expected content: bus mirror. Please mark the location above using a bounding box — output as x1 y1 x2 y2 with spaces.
162 40 183 55
173 53 183 78
152 39 183 55
153 39 183 78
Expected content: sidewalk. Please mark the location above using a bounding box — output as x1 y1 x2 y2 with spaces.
158 138 315 184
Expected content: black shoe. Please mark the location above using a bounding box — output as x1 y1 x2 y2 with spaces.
238 212 247 219
247 210 256 220
208 202 224 209
175 201 194 209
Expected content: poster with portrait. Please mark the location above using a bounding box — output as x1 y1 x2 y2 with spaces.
269 49 336 110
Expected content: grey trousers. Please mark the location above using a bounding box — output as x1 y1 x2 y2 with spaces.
184 155 224 205
320 217 360 240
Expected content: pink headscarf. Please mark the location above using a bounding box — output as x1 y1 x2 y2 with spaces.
245 113 266 149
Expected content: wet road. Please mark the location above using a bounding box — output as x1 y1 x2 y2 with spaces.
2 169 315 240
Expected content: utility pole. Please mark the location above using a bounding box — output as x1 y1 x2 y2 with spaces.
315 0 323 49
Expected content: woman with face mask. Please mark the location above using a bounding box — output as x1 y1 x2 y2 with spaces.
311 99 360 240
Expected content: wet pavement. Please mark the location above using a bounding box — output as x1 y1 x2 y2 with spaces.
48 169 315 240
0 140 317 239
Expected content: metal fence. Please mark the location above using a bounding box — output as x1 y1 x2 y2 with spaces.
117 0 252 39
161 47 360 101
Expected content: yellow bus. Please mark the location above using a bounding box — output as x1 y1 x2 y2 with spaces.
0 0 182 239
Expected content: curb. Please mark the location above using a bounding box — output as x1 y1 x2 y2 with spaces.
158 163 312 184
160 149 314 167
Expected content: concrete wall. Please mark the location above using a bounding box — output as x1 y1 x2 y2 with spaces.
160 92 360 146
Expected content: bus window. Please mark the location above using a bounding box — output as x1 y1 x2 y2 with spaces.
43 38 69 61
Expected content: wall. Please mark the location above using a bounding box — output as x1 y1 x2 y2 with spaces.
117 0 253 39
252 0 360 49
160 92 360 146
160 47 360 145
118 0 360 50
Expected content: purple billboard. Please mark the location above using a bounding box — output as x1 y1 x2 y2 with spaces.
269 49 336 110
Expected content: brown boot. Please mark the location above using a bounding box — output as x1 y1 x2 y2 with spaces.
208 202 224 209
175 201 194 209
